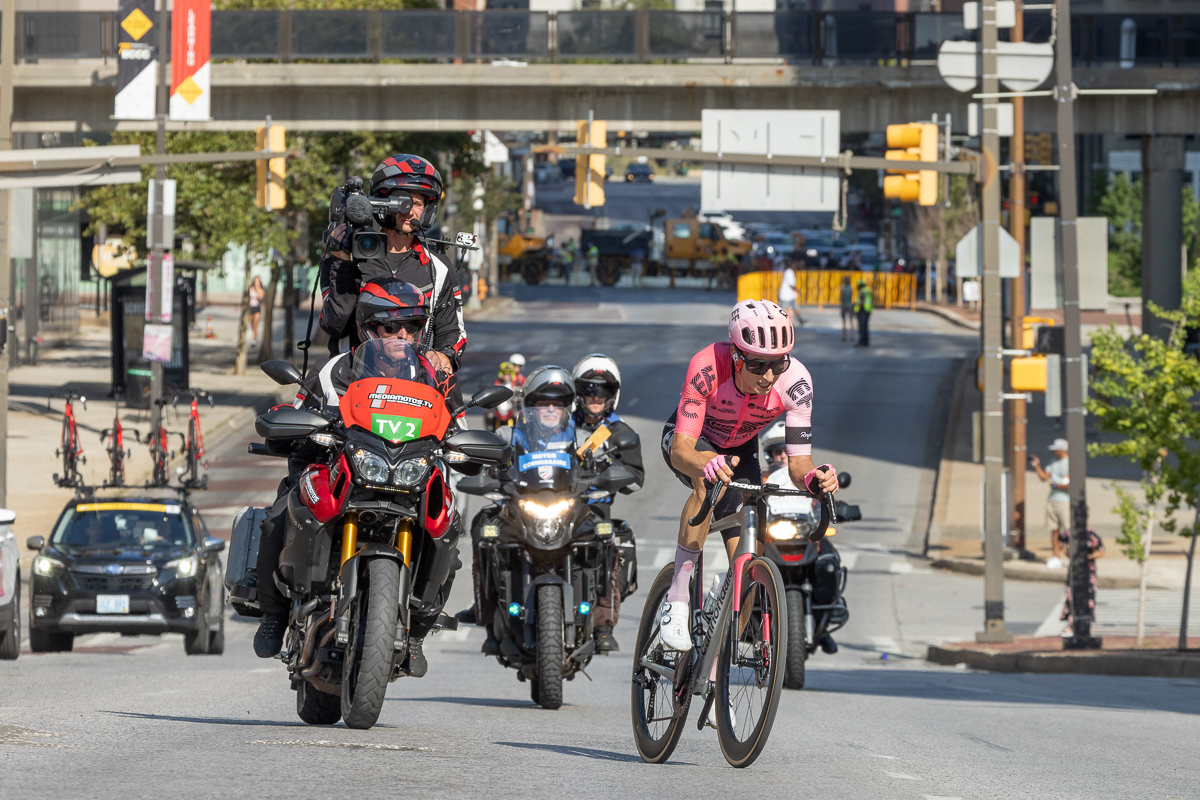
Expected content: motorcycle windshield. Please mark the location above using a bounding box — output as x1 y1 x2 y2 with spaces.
349 340 434 386
511 405 573 456
339 340 450 443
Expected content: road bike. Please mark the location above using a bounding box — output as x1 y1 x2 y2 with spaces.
146 399 185 489
50 391 87 488
174 389 213 489
631 476 836 768
100 393 140 488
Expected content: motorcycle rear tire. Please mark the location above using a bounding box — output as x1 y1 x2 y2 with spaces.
535 584 564 710
297 680 342 726
341 558 400 729
784 589 807 690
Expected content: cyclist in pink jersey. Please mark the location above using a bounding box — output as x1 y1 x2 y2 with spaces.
658 299 839 651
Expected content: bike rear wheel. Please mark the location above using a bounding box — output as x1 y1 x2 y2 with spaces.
630 563 691 764
716 556 788 768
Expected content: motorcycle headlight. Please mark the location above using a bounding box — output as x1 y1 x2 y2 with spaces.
393 457 430 487
533 519 560 543
519 498 574 520
768 520 800 541
166 555 198 577
34 556 64 576
351 448 389 484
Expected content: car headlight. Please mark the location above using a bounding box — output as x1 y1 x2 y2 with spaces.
34 556 64 576
807 248 817 256
768 520 800 541
519 498 574 520
351 448 389 483
393 457 430 487
166 555 198 577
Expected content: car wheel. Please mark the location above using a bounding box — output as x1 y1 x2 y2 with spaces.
207 606 226 656
29 627 73 653
0 570 19 660
184 602 211 655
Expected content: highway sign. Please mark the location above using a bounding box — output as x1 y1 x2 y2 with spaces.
955 224 1021 279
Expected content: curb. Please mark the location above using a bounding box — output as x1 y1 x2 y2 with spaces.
927 643 1200 678
464 295 517 321
930 556 1172 590
913 303 981 331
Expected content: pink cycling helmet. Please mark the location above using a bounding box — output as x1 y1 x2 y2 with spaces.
729 299 794 356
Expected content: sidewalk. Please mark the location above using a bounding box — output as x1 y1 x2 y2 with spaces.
8 307 294 574
928 636 1200 678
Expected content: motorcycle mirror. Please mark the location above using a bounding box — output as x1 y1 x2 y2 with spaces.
837 471 852 489
835 500 862 521
261 360 303 386
611 427 640 452
469 384 514 410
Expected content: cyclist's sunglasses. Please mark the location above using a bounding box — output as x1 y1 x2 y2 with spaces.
376 319 424 335
738 351 790 376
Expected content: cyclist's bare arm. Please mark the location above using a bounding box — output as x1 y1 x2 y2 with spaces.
670 433 737 552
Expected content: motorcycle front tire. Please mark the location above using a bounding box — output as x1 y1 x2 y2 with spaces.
784 588 807 690
535 584 564 710
341 558 400 729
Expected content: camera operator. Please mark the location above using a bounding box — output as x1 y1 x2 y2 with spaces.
319 154 466 377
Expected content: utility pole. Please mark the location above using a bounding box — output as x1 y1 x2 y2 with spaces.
148 2 170 443
977 0 1011 643
1008 0 1028 552
0 0 15 507
1055 0 1100 649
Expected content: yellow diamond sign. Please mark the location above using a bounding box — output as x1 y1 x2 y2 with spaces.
175 76 204 105
121 7 153 41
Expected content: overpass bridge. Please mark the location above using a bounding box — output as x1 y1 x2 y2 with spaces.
8 8 1200 135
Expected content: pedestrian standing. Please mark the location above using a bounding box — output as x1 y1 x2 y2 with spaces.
853 279 873 347
839 275 855 342
778 259 805 325
630 246 645 289
586 243 599 287
1031 438 1071 567
248 275 266 348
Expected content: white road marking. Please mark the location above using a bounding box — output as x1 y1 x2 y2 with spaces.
887 772 922 780
868 636 902 654
870 754 900 760
246 740 433 751
925 796 964 800
1033 594 1067 637
250 667 278 673
888 562 914 574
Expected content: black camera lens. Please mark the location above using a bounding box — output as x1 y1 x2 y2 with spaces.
356 232 383 259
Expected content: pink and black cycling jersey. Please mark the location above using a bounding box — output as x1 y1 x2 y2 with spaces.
673 342 813 456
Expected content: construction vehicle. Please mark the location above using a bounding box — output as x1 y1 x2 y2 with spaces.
496 214 553 285
579 217 749 286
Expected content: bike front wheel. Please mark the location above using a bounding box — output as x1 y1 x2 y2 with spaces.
716 556 788 768
630 563 691 765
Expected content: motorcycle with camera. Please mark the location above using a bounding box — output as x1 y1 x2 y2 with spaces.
229 342 513 729
457 419 641 710
760 468 860 690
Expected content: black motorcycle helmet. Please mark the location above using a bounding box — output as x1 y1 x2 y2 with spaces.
369 154 443 232
355 279 429 344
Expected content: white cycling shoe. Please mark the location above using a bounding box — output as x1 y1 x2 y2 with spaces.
659 601 693 651
707 699 736 730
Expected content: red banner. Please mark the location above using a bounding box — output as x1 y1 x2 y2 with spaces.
170 0 211 120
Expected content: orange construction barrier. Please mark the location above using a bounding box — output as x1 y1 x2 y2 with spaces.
737 270 917 311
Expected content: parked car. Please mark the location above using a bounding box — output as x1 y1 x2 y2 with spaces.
534 162 561 183
625 163 654 183
26 495 226 655
0 509 18 660
753 230 796 259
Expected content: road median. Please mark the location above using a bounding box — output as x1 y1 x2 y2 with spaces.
928 635 1200 678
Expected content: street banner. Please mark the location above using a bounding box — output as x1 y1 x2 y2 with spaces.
142 324 174 363
114 0 157 120
170 0 212 121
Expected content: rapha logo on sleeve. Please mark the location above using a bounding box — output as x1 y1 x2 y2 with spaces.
786 427 813 444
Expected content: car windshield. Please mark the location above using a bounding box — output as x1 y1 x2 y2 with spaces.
349 340 435 387
51 503 194 552
512 403 573 455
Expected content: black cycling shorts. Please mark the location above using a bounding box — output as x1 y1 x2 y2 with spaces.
661 411 762 543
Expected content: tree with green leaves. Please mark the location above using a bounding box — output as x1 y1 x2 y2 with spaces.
1088 268 1200 648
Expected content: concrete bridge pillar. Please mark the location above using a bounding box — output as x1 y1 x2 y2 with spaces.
1140 135 1185 340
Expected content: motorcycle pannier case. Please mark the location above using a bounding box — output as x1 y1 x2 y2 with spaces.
615 520 638 600
226 506 270 592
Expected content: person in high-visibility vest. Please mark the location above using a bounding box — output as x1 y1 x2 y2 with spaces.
853 280 874 347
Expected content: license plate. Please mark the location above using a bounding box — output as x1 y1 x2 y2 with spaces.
96 594 130 614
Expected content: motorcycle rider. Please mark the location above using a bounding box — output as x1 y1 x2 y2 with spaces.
483 353 527 431
320 154 466 378
458 367 576 653
254 280 457 677
570 354 645 653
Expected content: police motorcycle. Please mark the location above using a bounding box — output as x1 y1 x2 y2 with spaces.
457 388 640 710
228 342 513 729
758 421 860 690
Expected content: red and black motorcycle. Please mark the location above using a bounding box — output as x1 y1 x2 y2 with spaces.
244 341 512 729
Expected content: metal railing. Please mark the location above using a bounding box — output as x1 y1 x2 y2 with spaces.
10 9 1200 66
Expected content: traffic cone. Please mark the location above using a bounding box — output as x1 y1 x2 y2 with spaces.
204 316 216 339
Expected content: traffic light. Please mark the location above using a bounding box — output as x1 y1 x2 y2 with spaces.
883 123 938 206
1025 132 1053 166
574 118 606 208
256 123 286 211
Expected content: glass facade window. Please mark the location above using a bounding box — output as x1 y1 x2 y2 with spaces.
32 189 81 343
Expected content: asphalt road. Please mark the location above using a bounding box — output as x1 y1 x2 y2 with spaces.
4 290 1198 799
